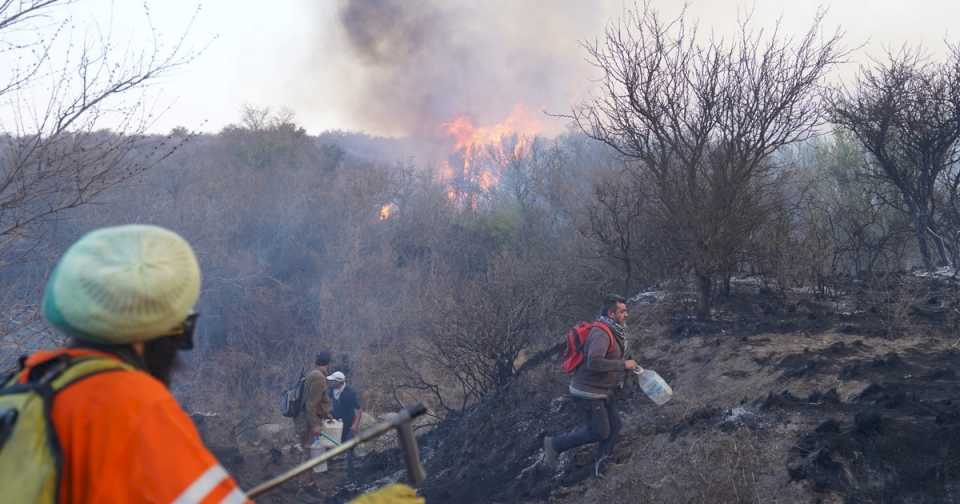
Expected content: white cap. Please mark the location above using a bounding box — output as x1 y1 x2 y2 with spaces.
326 371 346 382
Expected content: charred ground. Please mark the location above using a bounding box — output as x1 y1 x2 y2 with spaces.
194 275 960 503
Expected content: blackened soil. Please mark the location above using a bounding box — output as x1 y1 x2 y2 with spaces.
328 361 650 503
770 347 960 503
325 285 960 504
775 340 871 380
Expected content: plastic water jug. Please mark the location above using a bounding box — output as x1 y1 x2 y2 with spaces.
310 419 343 473
321 419 343 444
635 369 673 405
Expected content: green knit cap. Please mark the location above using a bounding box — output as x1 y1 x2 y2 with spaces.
42 225 201 344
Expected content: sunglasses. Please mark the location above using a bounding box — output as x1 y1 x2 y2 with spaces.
172 313 199 350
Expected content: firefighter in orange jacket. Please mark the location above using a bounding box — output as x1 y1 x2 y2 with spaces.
20 224 426 503
16 224 251 503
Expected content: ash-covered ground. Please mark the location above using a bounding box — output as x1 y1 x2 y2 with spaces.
199 277 960 504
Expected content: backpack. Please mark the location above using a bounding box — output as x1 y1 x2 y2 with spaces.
560 321 615 373
279 368 306 418
0 354 133 503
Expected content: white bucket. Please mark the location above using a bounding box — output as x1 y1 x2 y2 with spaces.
310 439 328 473
310 419 343 473
635 369 673 406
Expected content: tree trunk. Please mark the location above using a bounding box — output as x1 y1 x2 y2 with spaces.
928 223 950 267
914 212 934 271
696 273 713 320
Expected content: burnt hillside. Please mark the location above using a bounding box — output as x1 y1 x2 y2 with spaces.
306 279 960 504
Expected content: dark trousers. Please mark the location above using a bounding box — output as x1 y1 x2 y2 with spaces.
342 422 355 476
552 395 621 459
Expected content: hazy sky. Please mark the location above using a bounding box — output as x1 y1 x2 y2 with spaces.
7 0 960 137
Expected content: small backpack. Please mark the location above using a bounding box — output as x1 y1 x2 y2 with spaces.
279 368 306 418
560 321 615 373
0 354 133 503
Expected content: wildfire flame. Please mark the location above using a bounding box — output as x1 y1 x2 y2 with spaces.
439 104 541 201
378 107 541 212
379 202 397 220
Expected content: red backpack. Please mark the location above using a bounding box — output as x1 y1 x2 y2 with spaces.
560 321 615 373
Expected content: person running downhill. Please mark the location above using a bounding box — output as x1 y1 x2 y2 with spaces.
543 294 637 478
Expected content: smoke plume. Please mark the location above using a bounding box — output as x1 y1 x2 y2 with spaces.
322 0 612 137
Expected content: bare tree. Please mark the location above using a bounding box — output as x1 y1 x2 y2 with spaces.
393 251 567 416
585 166 646 293
780 133 912 296
0 0 199 259
830 47 960 271
937 159 960 269
572 3 843 318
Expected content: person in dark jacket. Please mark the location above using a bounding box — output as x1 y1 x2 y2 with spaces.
543 294 638 477
327 371 362 477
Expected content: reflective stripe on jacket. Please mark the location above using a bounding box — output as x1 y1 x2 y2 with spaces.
20 348 250 504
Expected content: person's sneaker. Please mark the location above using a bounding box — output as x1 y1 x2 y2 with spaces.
543 436 558 469
593 455 610 479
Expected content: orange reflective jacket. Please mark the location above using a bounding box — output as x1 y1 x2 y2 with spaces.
18 349 250 504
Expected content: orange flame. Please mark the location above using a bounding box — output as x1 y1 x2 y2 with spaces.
379 202 397 220
439 104 541 203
